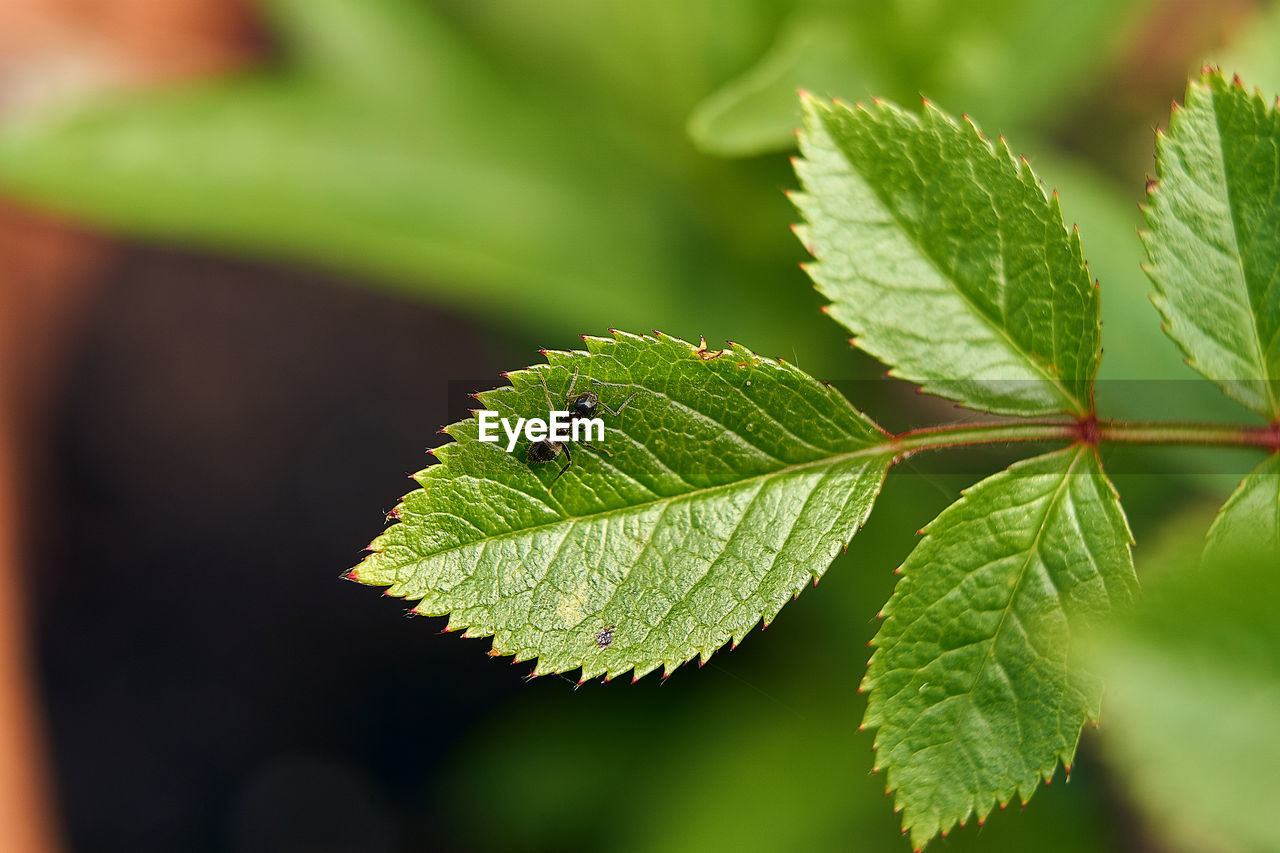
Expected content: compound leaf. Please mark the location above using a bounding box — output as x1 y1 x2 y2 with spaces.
862 445 1137 848
793 95 1100 417
352 332 893 681
1205 452 1280 562
1143 69 1280 418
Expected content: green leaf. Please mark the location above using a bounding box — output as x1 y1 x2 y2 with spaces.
1142 69 1280 419
861 446 1137 848
352 331 893 680
1089 541 1280 853
793 95 1100 417
1204 452 1280 562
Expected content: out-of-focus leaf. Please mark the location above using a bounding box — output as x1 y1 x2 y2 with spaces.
863 446 1137 849
0 0 820 353
262 0 499 101
688 9 878 157
0 80 683 329
353 332 892 680
794 95 1099 417
1091 540 1280 853
435 0 784 127
688 0 1149 157
1204 452 1280 562
1142 69 1280 419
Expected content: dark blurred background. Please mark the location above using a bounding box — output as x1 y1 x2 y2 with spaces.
0 2 1277 851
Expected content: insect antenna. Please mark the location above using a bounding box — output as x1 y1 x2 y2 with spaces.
563 366 582 401
536 368 558 412
590 379 638 416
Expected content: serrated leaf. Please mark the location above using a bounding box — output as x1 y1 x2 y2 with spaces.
793 95 1100 418
1143 69 1280 419
353 332 893 681
861 446 1137 848
1204 452 1280 562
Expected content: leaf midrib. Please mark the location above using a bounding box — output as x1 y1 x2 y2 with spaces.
963 447 1083 694
402 441 894 568
815 105 1089 416
1207 83 1280 419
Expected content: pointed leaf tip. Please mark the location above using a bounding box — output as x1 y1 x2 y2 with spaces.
350 331 893 679
1143 70 1280 418
864 447 1136 846
794 93 1099 416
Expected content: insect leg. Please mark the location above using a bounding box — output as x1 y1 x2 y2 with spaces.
548 444 573 489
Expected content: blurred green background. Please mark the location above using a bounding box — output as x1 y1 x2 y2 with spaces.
3 1 1278 850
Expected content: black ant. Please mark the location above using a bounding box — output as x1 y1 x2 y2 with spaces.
563 368 637 422
526 369 636 489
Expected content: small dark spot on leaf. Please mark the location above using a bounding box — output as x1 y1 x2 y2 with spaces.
595 626 615 648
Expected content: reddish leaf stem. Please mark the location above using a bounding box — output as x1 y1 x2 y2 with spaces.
889 418 1280 457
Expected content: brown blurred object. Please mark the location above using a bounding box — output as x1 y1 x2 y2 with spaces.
1051 0 1260 183
0 204 108 421
0 0 263 116
1117 0 1256 96
0 204 106 853
0 1 264 850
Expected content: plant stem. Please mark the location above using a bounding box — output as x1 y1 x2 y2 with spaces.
1096 420 1280 449
889 418 1280 457
891 421 1075 456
